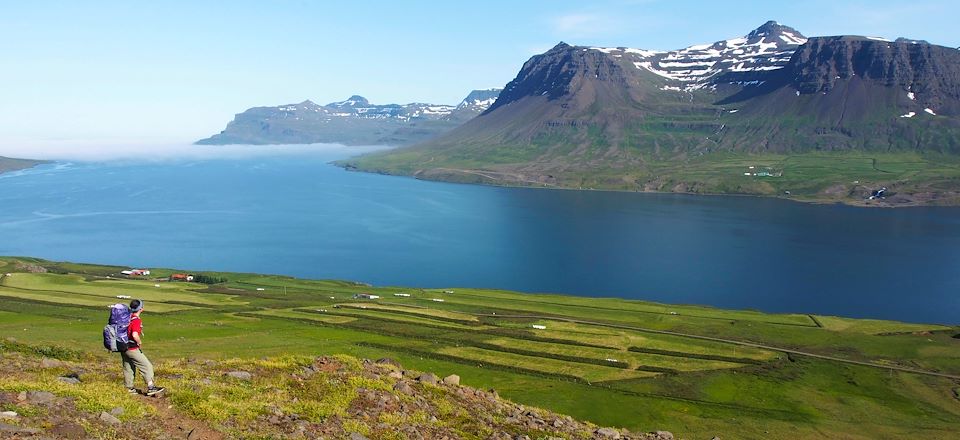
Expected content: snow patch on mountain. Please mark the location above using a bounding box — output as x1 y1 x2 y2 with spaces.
593 21 807 91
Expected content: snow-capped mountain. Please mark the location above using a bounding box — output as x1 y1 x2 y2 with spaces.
456 89 502 112
347 21 960 200
589 21 806 90
196 89 501 145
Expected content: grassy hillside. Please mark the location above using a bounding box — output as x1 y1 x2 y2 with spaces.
1 344 670 440
0 257 958 439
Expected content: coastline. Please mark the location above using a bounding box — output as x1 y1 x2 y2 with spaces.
2 255 956 328
338 163 960 209
0 156 48 175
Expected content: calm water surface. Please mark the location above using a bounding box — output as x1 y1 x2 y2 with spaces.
2 149 958 324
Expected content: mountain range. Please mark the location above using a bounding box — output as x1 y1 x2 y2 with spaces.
344 21 960 205
196 89 500 146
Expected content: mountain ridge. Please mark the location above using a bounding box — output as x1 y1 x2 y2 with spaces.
343 22 960 206
196 89 501 146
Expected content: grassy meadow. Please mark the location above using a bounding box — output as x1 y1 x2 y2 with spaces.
0 257 958 439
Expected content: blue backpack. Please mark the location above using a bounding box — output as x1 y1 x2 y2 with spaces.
103 303 131 352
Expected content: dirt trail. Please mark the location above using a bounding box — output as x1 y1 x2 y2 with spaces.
142 395 224 440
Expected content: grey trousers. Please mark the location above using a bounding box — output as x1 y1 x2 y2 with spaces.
120 349 154 388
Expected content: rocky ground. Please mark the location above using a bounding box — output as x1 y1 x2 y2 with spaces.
0 340 687 440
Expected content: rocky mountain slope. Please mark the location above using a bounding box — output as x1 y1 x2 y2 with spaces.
0 340 677 440
344 22 960 205
196 89 501 146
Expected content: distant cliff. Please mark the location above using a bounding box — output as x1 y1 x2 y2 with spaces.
196 89 501 146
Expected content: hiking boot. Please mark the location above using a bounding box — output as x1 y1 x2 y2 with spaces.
127 387 138 394
146 386 165 396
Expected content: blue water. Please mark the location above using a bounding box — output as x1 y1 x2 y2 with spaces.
2 149 959 324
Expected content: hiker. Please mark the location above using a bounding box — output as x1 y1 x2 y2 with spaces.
121 299 164 396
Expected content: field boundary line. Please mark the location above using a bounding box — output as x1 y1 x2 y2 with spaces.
454 291 820 328
0 284 220 309
481 314 960 380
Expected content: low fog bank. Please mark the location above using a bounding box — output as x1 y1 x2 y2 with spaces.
0 140 392 162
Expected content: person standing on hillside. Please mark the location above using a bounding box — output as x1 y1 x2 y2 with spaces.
121 299 165 396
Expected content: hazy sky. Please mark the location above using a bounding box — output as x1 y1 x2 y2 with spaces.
2 0 958 152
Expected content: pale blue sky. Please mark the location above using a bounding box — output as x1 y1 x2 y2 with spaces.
2 0 958 152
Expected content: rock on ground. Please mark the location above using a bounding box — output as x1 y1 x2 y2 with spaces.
416 372 438 385
393 381 414 395
225 371 253 381
50 421 86 439
99 411 122 425
596 427 621 438
25 390 56 404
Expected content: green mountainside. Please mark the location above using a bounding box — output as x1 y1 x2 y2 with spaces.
343 23 960 206
1 257 958 439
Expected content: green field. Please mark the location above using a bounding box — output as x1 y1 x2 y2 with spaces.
0 257 957 439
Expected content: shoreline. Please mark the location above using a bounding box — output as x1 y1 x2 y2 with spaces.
338 164 960 209
6 254 955 327
0 156 48 175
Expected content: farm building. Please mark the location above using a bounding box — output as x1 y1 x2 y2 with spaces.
354 293 380 300
169 273 194 282
121 269 150 276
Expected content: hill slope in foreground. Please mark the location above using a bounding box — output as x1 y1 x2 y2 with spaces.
343 22 960 206
0 346 668 440
0 257 958 439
